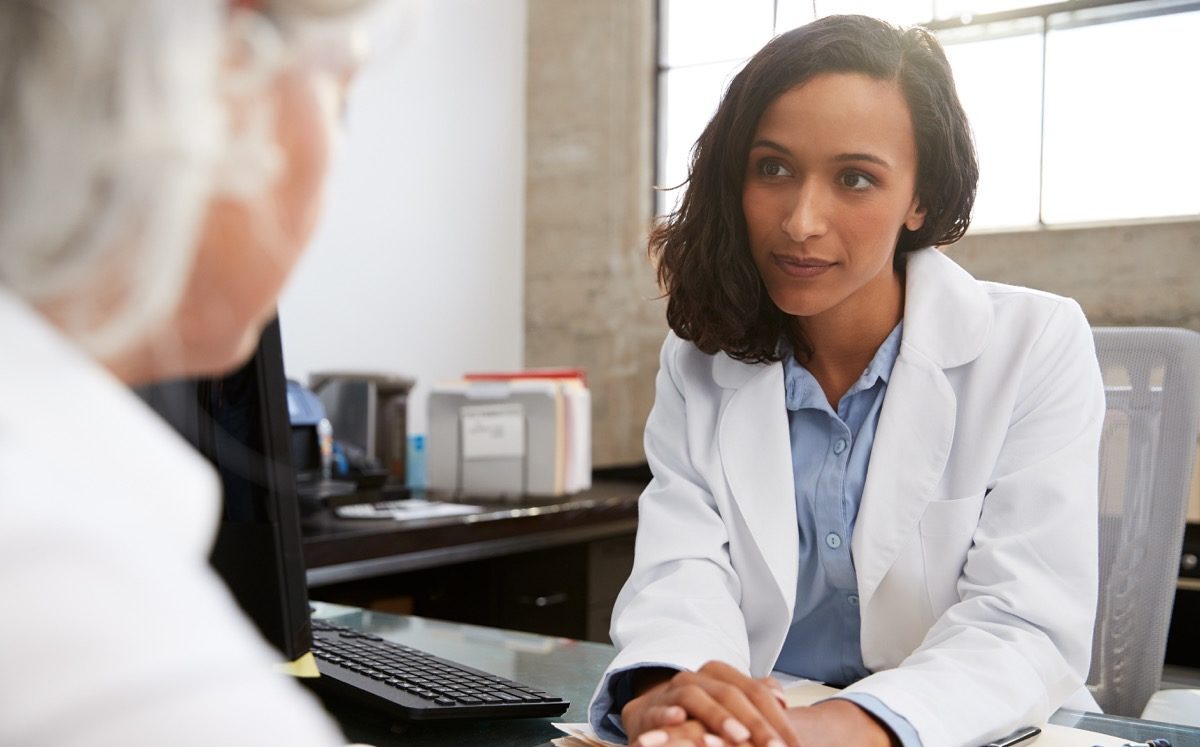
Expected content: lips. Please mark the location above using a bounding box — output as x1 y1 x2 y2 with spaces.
771 253 835 278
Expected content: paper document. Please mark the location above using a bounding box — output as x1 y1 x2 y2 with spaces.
1034 723 1128 747
551 722 621 747
551 679 1134 747
428 372 591 497
334 499 484 521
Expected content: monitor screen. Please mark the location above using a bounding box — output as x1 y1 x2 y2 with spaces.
136 317 313 661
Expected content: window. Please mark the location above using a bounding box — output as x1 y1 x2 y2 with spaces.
656 0 1200 229
657 1 775 215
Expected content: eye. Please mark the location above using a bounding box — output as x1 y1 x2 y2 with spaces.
756 158 793 179
839 171 874 191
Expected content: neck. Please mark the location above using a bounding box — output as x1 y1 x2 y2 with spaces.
794 269 904 408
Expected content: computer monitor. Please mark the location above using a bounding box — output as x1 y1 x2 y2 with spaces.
136 316 313 662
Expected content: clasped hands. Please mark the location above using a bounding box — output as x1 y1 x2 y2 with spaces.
620 661 893 747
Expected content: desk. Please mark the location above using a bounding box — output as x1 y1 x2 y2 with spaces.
302 482 642 641
314 602 1200 747
1050 709 1200 747
314 602 611 747
302 481 640 587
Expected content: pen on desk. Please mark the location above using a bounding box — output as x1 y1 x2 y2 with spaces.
982 725 1041 747
1114 740 1172 747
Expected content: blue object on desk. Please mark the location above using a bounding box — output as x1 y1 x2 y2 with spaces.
407 433 427 489
286 379 327 426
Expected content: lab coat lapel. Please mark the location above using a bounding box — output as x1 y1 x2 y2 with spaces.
852 349 956 606
853 247 993 607
715 356 799 613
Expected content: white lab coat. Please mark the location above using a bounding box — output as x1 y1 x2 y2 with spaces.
0 289 345 746
598 248 1105 747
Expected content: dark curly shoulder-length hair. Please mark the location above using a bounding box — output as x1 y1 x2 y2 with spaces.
653 14 978 364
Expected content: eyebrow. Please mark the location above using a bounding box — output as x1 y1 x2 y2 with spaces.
749 139 893 170
833 152 893 170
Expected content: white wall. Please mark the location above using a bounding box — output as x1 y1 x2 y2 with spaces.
278 0 527 435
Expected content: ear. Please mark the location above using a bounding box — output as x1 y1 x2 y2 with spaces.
904 197 927 232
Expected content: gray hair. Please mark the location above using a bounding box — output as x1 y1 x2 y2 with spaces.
0 0 371 357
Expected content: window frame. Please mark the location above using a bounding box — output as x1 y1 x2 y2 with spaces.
653 0 1200 232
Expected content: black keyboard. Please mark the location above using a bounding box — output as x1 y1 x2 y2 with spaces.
307 619 570 721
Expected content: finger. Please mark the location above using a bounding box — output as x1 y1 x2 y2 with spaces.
646 704 688 726
635 729 670 747
737 682 796 747
640 719 717 747
667 682 748 744
623 683 678 738
726 684 797 747
696 662 796 744
699 662 786 709
699 662 785 706
686 672 796 744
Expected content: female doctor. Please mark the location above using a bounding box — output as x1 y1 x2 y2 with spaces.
589 15 1106 747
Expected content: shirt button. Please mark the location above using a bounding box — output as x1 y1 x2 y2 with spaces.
848 594 859 606
825 532 842 549
833 438 847 455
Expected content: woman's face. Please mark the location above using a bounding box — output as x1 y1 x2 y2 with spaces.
742 72 926 325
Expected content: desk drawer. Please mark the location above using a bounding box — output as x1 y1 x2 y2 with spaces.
493 545 587 638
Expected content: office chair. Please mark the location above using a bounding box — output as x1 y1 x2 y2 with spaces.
1086 327 1200 719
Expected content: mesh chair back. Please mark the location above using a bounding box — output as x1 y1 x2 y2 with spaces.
1088 327 1200 716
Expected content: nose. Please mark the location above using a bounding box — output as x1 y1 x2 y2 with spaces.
781 181 828 243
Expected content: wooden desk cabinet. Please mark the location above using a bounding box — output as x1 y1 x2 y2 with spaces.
301 482 640 642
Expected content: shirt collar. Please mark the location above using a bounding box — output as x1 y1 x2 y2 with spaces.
781 321 904 412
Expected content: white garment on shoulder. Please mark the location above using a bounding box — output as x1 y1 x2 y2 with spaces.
0 290 346 746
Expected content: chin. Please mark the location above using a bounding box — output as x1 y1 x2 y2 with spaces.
109 317 268 386
768 290 834 318
181 326 264 379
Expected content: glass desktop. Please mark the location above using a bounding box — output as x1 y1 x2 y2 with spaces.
312 602 1200 747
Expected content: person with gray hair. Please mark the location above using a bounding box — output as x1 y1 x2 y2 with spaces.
0 0 396 743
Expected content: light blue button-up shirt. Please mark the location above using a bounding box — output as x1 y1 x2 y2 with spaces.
590 324 920 746
772 322 920 747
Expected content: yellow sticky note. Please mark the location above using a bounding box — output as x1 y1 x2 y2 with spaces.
276 651 321 678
